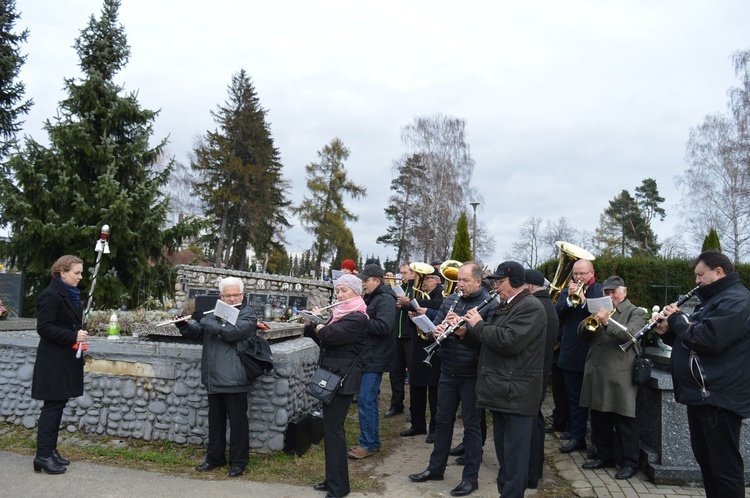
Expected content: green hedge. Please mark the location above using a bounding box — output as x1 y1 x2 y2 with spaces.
536 256 750 309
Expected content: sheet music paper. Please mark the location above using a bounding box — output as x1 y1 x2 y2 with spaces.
392 285 406 297
214 299 240 326
410 298 421 311
411 314 438 333
586 296 613 314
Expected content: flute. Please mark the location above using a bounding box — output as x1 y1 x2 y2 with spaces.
288 297 357 323
620 286 700 352
155 302 242 327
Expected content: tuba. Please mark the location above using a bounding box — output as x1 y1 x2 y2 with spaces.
439 260 461 297
548 241 596 303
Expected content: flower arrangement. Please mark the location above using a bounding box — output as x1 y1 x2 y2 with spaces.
0 299 7 320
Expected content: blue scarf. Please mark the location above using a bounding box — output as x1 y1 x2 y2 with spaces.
57 277 81 309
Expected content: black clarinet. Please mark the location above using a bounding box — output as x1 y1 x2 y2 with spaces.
423 290 499 365
620 286 700 352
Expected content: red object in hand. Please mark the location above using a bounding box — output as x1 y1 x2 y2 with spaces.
257 321 271 331
72 342 88 352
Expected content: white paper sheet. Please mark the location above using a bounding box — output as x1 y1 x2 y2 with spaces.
411 314 437 333
586 296 614 314
214 299 240 326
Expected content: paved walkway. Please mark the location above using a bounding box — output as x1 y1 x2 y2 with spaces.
2 394 746 497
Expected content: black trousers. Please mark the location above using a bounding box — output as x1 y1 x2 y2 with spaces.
206 392 249 468
492 411 534 498
409 384 437 434
389 338 411 411
687 404 745 498
549 361 570 429
323 393 354 498
590 409 639 468
36 399 67 458
427 375 482 483
528 409 545 487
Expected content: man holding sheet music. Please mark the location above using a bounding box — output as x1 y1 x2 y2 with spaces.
176 276 258 478
408 261 497 497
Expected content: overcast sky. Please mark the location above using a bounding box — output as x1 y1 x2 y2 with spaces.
15 0 750 268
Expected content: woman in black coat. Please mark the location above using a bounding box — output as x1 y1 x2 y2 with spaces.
31 255 89 474
306 274 367 498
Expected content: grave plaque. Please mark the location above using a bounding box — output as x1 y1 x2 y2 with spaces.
0 273 23 317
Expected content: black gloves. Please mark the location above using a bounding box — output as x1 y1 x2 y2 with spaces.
191 310 204 323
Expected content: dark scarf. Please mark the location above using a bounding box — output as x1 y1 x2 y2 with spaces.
57 277 81 309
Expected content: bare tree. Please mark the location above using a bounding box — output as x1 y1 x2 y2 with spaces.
510 215 544 267
659 233 692 260
399 114 478 262
541 216 578 262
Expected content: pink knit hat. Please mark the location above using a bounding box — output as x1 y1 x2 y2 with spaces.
336 274 363 296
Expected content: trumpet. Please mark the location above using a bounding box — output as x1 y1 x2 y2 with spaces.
423 290 499 366
583 309 616 332
155 302 242 327
620 286 700 352
569 280 587 306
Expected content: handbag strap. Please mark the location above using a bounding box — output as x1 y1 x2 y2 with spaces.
320 348 363 383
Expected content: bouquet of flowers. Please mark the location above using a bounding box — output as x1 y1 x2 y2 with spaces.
0 299 7 320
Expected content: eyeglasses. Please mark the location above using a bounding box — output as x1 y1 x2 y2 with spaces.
222 293 243 299
573 271 591 277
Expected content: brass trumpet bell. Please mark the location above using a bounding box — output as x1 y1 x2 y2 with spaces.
439 260 461 297
583 309 616 332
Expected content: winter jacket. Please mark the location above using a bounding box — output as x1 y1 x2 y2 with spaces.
309 312 367 395
462 289 547 416
663 273 750 418
556 281 604 372
434 288 498 378
579 298 646 418
360 283 397 373
32 278 85 401
179 303 258 394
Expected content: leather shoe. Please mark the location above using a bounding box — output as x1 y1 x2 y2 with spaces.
228 465 244 477
544 424 564 433
33 456 66 474
408 469 444 482
455 456 466 465
195 461 223 471
52 449 70 466
400 427 427 437
559 439 586 453
425 432 435 444
325 494 337 498
582 459 615 470
448 442 465 456
559 431 573 440
615 466 638 480
384 407 403 418
313 481 327 491
450 480 478 496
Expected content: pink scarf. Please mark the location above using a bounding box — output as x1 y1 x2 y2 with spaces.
329 296 368 324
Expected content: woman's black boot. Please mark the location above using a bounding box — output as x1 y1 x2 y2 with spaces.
52 449 70 466
33 456 67 474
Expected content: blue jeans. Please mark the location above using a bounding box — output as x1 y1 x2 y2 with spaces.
357 372 383 451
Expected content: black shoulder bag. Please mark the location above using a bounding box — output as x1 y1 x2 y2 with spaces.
233 335 274 382
306 349 362 405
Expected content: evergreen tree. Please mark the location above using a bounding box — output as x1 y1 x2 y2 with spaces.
0 0 31 164
377 154 421 263
702 227 722 252
293 138 366 275
192 69 291 269
634 178 666 224
0 0 198 311
451 211 472 261
332 226 359 271
595 189 660 257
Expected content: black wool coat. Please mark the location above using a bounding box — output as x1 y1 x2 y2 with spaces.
32 278 85 401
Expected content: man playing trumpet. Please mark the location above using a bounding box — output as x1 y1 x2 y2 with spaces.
578 276 646 480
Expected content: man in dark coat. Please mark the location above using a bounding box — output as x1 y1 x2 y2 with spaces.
524 269 559 489
556 258 602 453
460 261 547 498
654 251 750 498
349 264 397 460
386 263 414 418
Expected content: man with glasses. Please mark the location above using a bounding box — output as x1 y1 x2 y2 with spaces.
556 259 602 454
654 251 750 498
175 277 257 477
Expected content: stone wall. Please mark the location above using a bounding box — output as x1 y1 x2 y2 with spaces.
0 329 321 453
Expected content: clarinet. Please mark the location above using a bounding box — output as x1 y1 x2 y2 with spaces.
620 286 700 352
423 290 499 365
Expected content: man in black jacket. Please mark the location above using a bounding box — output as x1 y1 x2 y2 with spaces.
348 264 397 460
524 269 559 489
386 263 415 419
654 251 750 498
408 262 497 497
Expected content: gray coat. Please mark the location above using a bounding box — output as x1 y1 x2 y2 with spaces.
578 298 646 418
179 304 258 394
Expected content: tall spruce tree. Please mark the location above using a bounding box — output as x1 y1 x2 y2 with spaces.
595 188 660 257
702 228 722 252
192 69 291 269
0 0 197 312
451 211 472 261
377 154 421 263
0 0 31 164
293 138 366 275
